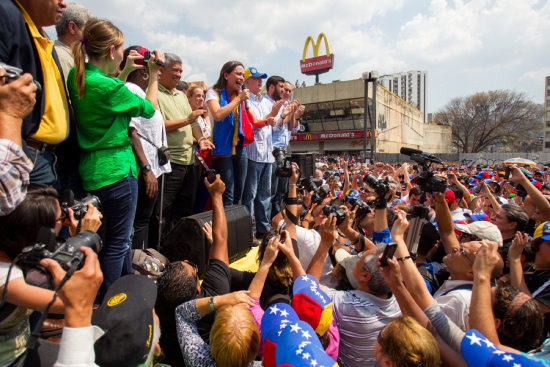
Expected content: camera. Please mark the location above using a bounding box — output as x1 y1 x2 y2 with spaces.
413 172 447 193
15 228 102 290
400 147 446 193
142 51 165 68
0 62 42 97
60 189 101 222
322 205 346 225
299 176 324 192
363 174 389 197
348 197 371 218
312 184 331 205
273 148 293 177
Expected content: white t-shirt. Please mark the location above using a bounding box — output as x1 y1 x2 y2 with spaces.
433 279 473 332
126 82 172 178
278 220 338 288
0 262 23 285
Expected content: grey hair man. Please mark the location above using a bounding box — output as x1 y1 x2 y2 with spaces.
54 2 93 79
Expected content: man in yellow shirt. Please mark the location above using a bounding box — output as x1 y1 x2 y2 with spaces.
0 0 71 187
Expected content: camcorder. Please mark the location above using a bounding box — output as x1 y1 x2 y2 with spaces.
15 228 102 290
60 190 101 222
400 147 446 193
273 148 293 177
363 174 390 197
0 62 42 97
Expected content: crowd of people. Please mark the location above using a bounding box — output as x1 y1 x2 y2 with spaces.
1 1 550 367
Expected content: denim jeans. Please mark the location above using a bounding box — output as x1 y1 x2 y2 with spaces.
270 162 288 218
242 159 272 234
132 172 159 250
212 145 247 206
90 173 138 300
22 144 57 187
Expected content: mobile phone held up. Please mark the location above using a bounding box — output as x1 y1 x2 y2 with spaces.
379 242 398 267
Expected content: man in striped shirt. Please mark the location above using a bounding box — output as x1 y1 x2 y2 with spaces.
307 221 401 366
242 71 281 238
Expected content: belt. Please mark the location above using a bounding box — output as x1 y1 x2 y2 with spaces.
25 138 56 152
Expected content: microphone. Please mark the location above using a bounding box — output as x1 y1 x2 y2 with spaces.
400 147 423 156
241 84 249 113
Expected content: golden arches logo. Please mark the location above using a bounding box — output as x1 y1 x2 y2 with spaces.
305 133 312 141
302 33 331 62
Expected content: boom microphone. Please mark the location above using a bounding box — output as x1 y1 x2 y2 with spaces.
241 84 249 113
400 147 444 165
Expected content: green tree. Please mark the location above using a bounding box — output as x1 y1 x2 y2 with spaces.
433 90 542 153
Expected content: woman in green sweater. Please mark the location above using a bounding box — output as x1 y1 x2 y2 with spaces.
67 18 163 298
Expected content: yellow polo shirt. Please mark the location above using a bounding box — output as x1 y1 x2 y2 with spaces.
16 1 69 145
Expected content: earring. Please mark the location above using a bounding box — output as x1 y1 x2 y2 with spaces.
111 56 114 60
142 73 149 81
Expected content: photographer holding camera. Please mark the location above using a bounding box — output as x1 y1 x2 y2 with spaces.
0 185 101 366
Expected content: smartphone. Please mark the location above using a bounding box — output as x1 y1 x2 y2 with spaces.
380 242 398 266
504 167 510 180
279 230 287 243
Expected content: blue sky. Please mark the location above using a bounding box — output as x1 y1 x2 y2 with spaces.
46 0 550 113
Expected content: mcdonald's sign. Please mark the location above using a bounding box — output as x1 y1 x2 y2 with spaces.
300 33 334 75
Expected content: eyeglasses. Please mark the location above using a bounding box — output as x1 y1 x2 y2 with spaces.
183 260 199 281
459 244 475 264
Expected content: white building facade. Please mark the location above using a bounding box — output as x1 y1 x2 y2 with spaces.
379 71 428 123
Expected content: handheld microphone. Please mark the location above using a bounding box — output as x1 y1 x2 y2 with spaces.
241 84 249 113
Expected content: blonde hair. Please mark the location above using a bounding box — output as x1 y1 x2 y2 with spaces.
378 316 440 367
72 18 124 98
210 304 260 367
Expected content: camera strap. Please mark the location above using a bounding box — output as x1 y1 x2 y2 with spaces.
284 206 299 226
137 131 161 150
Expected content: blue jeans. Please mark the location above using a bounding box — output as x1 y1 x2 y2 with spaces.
242 160 272 234
90 173 138 300
22 144 57 187
213 145 247 206
270 162 288 218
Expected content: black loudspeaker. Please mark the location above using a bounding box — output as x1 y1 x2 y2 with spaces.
159 205 252 277
290 153 315 179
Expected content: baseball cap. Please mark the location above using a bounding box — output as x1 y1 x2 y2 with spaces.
454 221 503 247
464 212 489 222
461 329 548 367
445 189 456 205
92 275 158 367
334 249 359 289
533 221 550 241
244 66 267 81
292 275 333 337
275 320 336 367
345 189 359 200
261 303 300 367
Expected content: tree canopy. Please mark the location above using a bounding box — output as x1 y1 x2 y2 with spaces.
432 90 542 153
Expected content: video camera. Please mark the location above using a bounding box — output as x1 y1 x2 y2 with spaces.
400 147 446 193
142 51 165 68
297 176 330 204
60 189 101 222
273 148 293 177
15 228 102 290
0 62 42 97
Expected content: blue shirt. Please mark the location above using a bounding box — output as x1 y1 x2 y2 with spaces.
265 97 300 149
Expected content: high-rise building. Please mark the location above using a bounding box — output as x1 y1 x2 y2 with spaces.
544 76 550 151
379 71 428 122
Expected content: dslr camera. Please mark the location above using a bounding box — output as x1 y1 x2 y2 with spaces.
348 197 372 218
60 189 101 222
363 174 389 197
273 148 293 177
142 51 165 68
0 62 42 97
15 228 102 290
322 205 346 225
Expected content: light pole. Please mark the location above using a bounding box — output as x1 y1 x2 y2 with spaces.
361 71 378 162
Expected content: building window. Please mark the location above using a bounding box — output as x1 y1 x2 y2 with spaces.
546 142 550 149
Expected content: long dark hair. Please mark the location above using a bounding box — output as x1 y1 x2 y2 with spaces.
212 61 243 93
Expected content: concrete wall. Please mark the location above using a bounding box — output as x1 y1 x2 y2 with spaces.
423 124 452 153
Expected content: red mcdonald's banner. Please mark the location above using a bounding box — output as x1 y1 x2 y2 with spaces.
290 130 378 142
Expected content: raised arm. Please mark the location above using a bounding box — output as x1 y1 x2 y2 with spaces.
306 215 336 282
205 175 229 265
433 192 460 254
509 165 550 220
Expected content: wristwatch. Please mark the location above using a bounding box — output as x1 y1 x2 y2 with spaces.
142 164 152 172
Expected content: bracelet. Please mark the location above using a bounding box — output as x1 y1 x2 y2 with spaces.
285 197 298 205
397 256 412 262
289 183 298 186
209 297 216 311
198 136 207 143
